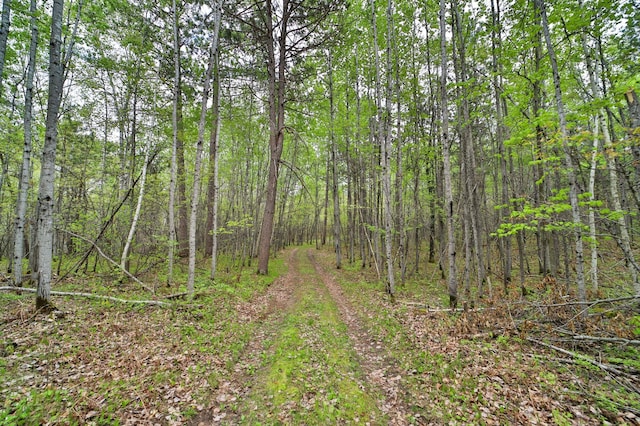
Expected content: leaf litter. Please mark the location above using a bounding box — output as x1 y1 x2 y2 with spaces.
2 247 639 425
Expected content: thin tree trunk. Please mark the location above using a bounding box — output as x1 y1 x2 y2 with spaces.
328 52 342 269
440 0 457 308
168 0 180 286
491 0 512 290
382 0 395 294
582 27 600 291
188 10 221 295
13 0 36 287
36 0 64 311
119 141 150 272
537 0 586 304
208 51 221 280
0 0 11 92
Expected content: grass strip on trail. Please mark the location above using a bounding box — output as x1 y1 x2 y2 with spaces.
238 250 383 424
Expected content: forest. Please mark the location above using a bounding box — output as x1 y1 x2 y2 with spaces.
1 0 640 423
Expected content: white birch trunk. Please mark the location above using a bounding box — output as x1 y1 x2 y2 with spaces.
440 0 457 308
209 89 220 280
328 52 342 269
537 0 586 305
582 27 599 291
579 17 640 295
0 0 11 91
587 118 599 291
188 3 221 296
36 0 64 310
168 0 180 286
120 141 150 272
13 0 36 287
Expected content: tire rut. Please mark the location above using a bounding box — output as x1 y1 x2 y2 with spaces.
188 249 302 425
307 249 418 425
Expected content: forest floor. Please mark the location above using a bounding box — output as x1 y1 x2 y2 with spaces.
1 247 640 425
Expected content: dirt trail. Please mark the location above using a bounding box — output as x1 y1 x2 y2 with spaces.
308 249 416 425
191 247 415 425
188 249 302 425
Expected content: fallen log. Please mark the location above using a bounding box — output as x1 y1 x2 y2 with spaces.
0 287 168 306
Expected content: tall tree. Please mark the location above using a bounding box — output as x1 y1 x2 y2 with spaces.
328 51 342 269
536 0 586 304
0 0 10 91
12 0 37 287
250 0 339 274
440 0 457 308
167 0 180 286
187 2 221 296
35 0 65 310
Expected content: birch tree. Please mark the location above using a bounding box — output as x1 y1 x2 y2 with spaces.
0 0 10 91
536 0 586 304
120 139 151 273
167 0 180 286
12 0 37 287
187 2 221 296
35 0 65 310
440 0 457 308
328 52 342 269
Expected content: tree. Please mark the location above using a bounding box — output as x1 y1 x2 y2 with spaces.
244 0 340 274
328 51 342 269
35 0 65 310
12 0 36 287
0 0 10 91
168 0 180 286
439 0 457 308
536 0 585 304
187 1 221 296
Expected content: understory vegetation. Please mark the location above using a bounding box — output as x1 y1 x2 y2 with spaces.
2 247 639 425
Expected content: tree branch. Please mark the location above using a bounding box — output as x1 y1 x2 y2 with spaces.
0 287 167 306
59 229 155 294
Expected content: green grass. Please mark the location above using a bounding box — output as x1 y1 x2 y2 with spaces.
0 253 288 424
240 256 382 424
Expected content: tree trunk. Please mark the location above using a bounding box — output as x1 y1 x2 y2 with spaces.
167 0 180 286
188 9 221 295
13 0 37 287
208 51 221 279
36 0 65 311
537 0 586 305
440 0 457 308
328 52 342 269
581 26 600 291
491 0 512 290
257 0 288 275
120 141 150 273
0 0 11 92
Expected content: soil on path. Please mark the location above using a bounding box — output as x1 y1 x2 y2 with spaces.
308 250 416 425
190 248 415 425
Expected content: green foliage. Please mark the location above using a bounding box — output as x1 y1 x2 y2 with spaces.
242 260 381 423
631 316 640 337
0 389 71 425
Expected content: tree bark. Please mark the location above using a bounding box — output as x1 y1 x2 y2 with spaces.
0 0 10 91
328 52 342 269
36 0 65 311
537 0 586 305
119 139 150 273
168 0 180 286
208 52 221 279
257 0 288 275
13 0 37 287
440 0 457 308
187 3 221 294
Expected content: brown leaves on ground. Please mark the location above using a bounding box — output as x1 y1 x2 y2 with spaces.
2 248 639 425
